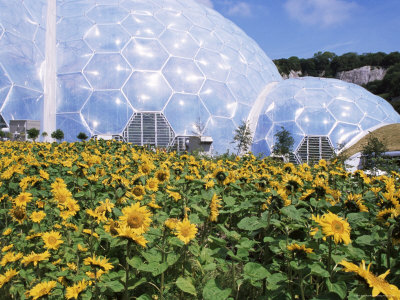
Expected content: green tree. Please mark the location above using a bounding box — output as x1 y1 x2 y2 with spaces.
27 128 40 142
51 129 64 143
77 132 88 141
231 120 253 155
273 127 294 156
361 134 388 172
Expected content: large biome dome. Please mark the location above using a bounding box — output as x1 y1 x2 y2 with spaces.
252 77 400 163
0 0 281 153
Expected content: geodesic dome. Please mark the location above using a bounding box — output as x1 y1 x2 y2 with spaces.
0 0 282 153
251 77 400 163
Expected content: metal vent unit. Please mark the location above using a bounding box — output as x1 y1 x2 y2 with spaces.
123 112 175 148
296 136 335 164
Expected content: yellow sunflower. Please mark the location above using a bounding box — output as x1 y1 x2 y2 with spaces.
174 218 198 244
14 192 33 207
83 255 113 272
0 252 23 267
27 280 57 300
2 228 12 236
1 244 13 252
154 169 170 184
287 243 313 254
21 251 50 267
42 231 64 250
116 225 148 248
145 177 159 192
66 279 90 300
119 202 152 235
0 268 19 288
131 185 146 200
312 212 351 244
30 211 46 223
209 193 222 222
10 206 26 224
164 218 179 230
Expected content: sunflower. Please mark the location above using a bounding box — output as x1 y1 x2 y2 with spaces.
345 193 368 213
21 251 50 267
82 229 99 239
164 218 179 230
339 260 400 299
13 192 33 207
39 169 49 180
145 177 159 192
209 193 222 222
27 280 57 300
154 169 170 184
116 225 148 248
1 244 13 252
77 244 88 252
66 279 90 300
30 211 46 223
42 231 64 250
119 202 152 235
83 255 113 272
204 180 215 189
282 174 303 192
139 161 155 175
10 206 26 224
0 252 23 267
131 185 146 200
174 218 198 244
213 168 228 184
2 228 12 236
287 243 313 255
167 189 181 202
312 212 351 244
0 268 19 288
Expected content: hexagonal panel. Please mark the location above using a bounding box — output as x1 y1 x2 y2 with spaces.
328 99 364 123
34 27 46 58
57 113 91 142
123 38 169 71
58 0 96 17
164 93 209 135
0 22 4 39
200 80 237 118
247 68 266 94
215 28 242 50
57 16 93 41
269 98 303 122
232 103 251 127
84 24 130 52
86 5 129 24
81 90 133 135
254 114 272 142
0 33 43 91
205 117 236 154
83 54 131 90
155 9 192 31
189 26 223 52
183 10 214 28
267 122 304 151
294 89 331 107
297 107 336 135
0 1 37 40
121 0 160 15
1 86 43 121
325 85 359 101
57 40 92 74
0 66 11 108
227 71 257 105
329 122 360 149
121 14 165 38
123 71 172 111
360 116 382 131
195 49 230 82
162 57 204 94
220 46 247 74
159 29 199 58
251 139 271 157
57 73 92 113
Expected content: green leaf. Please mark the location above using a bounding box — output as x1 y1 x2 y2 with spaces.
104 280 124 292
326 279 347 299
244 262 270 281
127 256 142 269
237 216 267 231
280 205 302 221
128 278 147 291
138 262 168 276
355 235 374 246
167 253 179 266
176 276 197 296
203 279 231 300
141 248 162 263
310 264 330 278
223 196 236 206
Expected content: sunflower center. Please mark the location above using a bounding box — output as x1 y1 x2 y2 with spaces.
216 172 226 181
48 236 57 245
14 208 26 220
127 214 143 229
180 226 191 237
133 187 143 197
332 220 344 233
157 172 168 181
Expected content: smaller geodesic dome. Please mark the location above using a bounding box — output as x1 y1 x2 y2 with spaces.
251 77 400 163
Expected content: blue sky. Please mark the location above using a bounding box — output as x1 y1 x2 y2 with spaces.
195 0 400 60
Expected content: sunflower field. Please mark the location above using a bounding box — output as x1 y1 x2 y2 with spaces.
0 140 400 299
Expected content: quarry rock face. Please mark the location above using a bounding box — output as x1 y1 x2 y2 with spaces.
282 70 303 79
336 66 386 85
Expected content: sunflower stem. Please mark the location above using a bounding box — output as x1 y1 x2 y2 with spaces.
327 236 332 275
124 240 131 300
